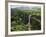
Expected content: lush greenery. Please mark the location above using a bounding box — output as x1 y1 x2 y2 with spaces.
11 7 41 31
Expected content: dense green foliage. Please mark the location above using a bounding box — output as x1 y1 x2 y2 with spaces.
11 8 41 31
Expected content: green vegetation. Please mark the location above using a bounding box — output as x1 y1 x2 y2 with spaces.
11 7 41 31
